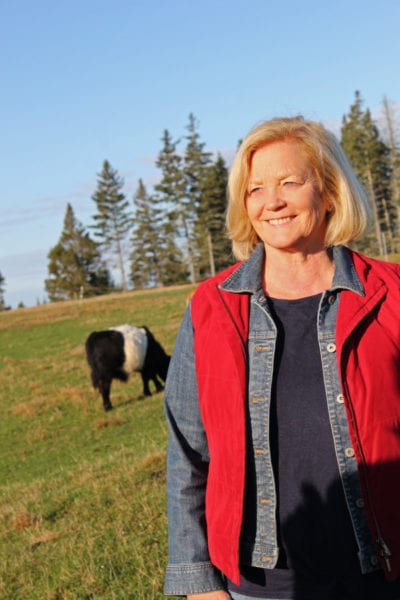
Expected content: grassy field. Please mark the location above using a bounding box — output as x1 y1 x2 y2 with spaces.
0 285 193 600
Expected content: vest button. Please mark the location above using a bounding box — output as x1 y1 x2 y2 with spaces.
345 447 355 458
261 555 273 562
327 343 336 353
336 394 345 404
255 344 269 352
250 396 265 403
260 497 273 505
356 498 365 508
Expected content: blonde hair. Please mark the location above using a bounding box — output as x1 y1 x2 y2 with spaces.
226 116 371 260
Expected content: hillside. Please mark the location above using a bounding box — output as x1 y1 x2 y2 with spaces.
0 285 192 599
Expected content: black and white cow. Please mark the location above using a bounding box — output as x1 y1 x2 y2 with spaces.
85 324 170 411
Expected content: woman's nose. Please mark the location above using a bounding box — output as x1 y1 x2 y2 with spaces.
261 187 286 211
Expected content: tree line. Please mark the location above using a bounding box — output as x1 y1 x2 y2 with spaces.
43 96 400 302
44 113 232 302
341 92 400 257
1 93 399 307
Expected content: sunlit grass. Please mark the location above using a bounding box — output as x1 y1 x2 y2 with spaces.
0 285 192 599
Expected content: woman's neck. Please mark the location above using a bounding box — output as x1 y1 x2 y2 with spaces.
263 247 334 300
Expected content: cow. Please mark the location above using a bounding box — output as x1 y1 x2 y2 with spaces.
85 324 170 411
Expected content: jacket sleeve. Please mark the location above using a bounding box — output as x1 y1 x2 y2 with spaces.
164 305 225 596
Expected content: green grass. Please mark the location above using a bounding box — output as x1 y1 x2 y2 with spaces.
0 285 193 599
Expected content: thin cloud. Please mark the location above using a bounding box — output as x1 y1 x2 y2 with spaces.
0 187 95 233
0 248 48 304
0 198 70 229
1 248 47 276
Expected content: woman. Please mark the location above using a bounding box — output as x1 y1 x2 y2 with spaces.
164 117 400 600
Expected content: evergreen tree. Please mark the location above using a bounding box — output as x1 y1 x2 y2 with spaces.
158 235 187 286
194 154 233 277
154 130 188 284
183 114 212 280
91 160 132 290
363 108 398 253
382 96 400 244
0 270 6 310
130 179 163 288
45 203 113 302
341 91 397 255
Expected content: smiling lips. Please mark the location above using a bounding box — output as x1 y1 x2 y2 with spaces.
267 216 295 226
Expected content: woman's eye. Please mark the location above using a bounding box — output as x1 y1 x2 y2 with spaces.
283 180 298 187
249 187 262 195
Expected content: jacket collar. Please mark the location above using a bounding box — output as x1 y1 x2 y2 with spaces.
220 244 365 297
331 246 364 296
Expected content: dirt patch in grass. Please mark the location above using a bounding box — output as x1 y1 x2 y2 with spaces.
94 417 127 429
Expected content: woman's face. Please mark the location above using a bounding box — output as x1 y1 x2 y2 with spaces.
246 140 330 255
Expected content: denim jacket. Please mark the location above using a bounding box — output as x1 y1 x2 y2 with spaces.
164 244 383 596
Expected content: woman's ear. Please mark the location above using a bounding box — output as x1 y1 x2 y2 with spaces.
324 195 335 213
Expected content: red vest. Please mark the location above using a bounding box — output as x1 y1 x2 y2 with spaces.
191 250 400 584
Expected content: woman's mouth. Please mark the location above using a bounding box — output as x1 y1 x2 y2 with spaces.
267 216 294 226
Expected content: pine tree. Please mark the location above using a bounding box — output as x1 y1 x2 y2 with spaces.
158 234 187 286
154 130 188 284
183 114 212 280
130 179 163 288
0 270 6 310
363 109 397 253
91 160 132 290
381 96 400 247
341 91 397 255
194 154 233 277
45 203 113 302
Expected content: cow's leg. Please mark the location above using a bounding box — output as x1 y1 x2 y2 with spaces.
152 374 164 392
140 371 152 396
98 378 113 411
142 369 164 395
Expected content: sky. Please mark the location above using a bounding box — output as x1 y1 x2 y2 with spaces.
1 0 400 308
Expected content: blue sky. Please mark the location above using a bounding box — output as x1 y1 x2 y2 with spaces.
1 0 399 307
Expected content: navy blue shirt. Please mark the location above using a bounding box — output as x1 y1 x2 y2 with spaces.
228 294 400 599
